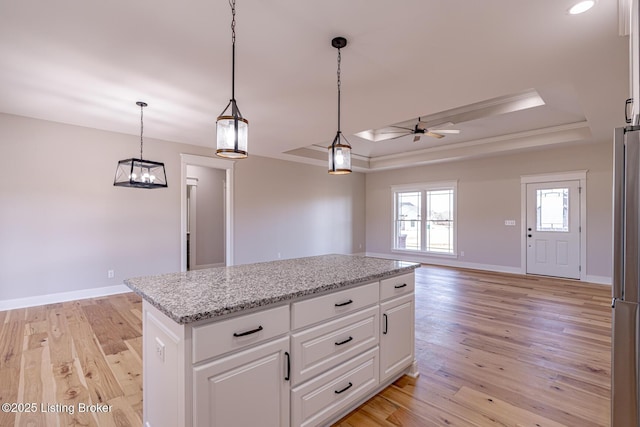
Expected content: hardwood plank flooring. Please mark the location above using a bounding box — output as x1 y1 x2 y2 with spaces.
0 265 611 426
0 295 142 427
336 266 611 427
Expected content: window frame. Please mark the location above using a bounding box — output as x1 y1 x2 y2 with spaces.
391 181 458 257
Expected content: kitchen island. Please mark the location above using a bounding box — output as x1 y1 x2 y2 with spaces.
125 254 420 427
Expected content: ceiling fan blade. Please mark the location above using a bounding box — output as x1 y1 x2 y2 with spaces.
378 130 411 135
389 125 414 131
429 129 460 134
425 131 445 139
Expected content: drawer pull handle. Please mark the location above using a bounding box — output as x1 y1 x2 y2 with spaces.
383 313 388 335
334 299 353 307
334 382 353 394
335 336 353 346
233 325 263 337
284 351 290 381
394 283 408 289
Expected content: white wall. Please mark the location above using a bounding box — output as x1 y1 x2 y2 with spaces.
0 113 366 302
365 141 613 282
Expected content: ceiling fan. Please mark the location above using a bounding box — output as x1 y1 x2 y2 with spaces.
382 118 461 142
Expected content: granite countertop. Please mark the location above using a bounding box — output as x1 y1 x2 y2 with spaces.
124 254 419 324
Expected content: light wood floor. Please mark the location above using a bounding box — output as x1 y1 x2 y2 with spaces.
0 265 611 426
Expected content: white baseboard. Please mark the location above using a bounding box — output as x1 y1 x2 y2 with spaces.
368 251 613 284
366 252 522 275
0 284 131 311
585 275 612 285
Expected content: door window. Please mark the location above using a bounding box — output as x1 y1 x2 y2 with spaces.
536 188 569 232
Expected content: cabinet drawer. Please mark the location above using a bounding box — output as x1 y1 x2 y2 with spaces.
192 305 289 363
291 347 379 427
380 273 415 301
291 281 379 330
291 305 378 385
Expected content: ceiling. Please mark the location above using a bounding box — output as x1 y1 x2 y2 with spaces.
0 0 630 172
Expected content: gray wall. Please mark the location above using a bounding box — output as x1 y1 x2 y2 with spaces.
365 141 613 281
0 113 366 301
233 155 366 264
186 165 226 267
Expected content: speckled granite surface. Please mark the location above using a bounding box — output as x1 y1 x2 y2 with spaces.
124 254 419 324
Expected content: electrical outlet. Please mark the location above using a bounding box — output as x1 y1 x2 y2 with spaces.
460 251 465 257
155 337 165 362
107 269 115 279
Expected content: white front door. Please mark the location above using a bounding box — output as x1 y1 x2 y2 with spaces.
526 180 581 279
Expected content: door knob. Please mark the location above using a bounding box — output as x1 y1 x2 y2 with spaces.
528 234 532 238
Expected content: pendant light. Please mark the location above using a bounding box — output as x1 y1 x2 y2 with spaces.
114 102 168 189
328 36 352 175
216 0 248 159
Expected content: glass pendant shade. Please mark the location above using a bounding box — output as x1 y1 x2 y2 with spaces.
328 36 352 174
328 132 352 175
216 113 248 159
114 158 168 188
114 101 168 189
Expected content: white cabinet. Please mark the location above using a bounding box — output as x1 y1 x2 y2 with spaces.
291 347 379 427
380 293 415 382
291 305 379 385
141 271 416 427
193 336 290 427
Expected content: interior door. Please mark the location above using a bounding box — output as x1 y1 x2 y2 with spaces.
526 180 580 279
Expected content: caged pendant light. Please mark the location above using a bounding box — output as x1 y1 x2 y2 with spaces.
216 0 248 159
328 36 352 175
113 102 168 189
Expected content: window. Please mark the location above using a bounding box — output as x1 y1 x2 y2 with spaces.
536 188 569 232
392 182 457 255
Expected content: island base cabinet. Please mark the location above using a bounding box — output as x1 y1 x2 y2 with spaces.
380 293 415 383
193 336 290 427
292 347 379 427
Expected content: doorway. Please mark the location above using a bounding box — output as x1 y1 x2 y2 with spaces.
520 171 586 280
180 154 235 272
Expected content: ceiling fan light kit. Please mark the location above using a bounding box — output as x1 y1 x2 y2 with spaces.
114 101 168 189
328 36 352 175
216 0 249 159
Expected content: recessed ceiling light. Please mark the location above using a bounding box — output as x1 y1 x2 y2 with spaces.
569 0 595 15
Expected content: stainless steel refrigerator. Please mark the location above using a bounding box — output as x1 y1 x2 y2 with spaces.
612 125 640 427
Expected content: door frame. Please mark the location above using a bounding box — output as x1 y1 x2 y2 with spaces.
180 154 235 272
520 170 587 280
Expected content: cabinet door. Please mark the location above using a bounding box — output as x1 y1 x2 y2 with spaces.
193 336 290 427
380 293 415 382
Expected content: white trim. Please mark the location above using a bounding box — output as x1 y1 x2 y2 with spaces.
585 275 612 285
520 170 588 184
391 249 457 259
0 284 130 311
366 252 522 275
180 154 235 271
390 181 458 192
520 170 588 280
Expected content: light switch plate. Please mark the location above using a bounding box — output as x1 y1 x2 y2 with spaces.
504 220 516 226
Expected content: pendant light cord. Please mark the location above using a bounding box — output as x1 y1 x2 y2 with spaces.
230 0 236 102
337 47 341 133
139 103 144 160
